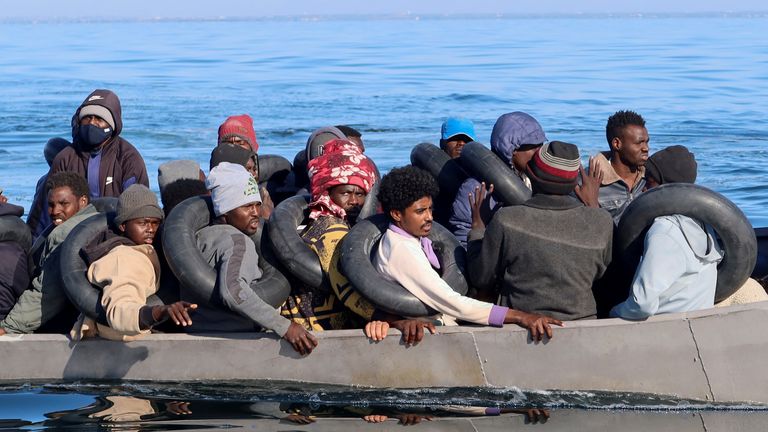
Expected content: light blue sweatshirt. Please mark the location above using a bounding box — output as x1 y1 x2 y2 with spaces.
610 215 723 320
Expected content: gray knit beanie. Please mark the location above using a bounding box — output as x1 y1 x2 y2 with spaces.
206 162 261 217
114 184 164 225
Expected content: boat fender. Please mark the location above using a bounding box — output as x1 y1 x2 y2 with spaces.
458 141 531 206
163 195 290 309
616 183 757 302
0 215 32 254
339 214 468 316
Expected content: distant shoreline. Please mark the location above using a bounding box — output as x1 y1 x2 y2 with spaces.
4 11 768 24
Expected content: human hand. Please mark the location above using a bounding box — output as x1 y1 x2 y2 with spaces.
574 157 603 208
0 327 6 336
363 414 388 423
165 401 192 415
365 320 390 341
390 319 437 346
395 413 433 425
469 182 494 230
283 322 319 355
284 414 315 424
0 194 7 204
519 312 563 341
154 301 197 327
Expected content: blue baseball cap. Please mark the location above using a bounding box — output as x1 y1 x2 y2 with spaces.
441 117 476 142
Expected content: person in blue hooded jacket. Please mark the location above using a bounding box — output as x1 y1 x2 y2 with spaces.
448 112 547 247
610 145 723 320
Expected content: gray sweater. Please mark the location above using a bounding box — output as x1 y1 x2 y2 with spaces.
467 194 613 321
186 224 290 336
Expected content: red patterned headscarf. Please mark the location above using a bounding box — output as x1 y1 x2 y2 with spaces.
308 139 376 220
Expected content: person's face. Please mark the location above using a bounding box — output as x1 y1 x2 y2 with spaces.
119 217 161 245
442 135 470 159
613 125 650 168
329 184 367 221
222 136 251 151
390 196 433 238
79 115 110 129
512 144 542 173
245 155 259 181
224 201 261 236
48 186 88 226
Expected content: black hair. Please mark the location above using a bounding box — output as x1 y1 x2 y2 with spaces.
45 171 89 199
160 179 208 215
606 110 646 146
378 166 439 214
335 125 362 138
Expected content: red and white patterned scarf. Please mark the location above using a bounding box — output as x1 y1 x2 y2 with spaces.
307 139 376 220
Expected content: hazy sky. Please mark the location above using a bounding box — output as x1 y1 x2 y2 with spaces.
5 0 767 20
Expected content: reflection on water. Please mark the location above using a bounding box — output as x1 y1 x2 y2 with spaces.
2 382 768 430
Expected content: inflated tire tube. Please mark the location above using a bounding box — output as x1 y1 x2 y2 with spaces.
615 183 757 302
358 177 381 221
340 214 468 317
410 142 467 203
458 141 531 206
163 195 290 309
59 213 111 324
258 154 292 184
91 197 118 214
0 215 32 253
267 195 323 289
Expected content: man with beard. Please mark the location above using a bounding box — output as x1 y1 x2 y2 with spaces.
576 110 649 223
372 166 563 341
72 184 195 341
50 89 149 199
0 172 95 335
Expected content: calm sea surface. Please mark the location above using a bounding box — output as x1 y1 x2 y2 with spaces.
1 16 767 223
1 16 768 427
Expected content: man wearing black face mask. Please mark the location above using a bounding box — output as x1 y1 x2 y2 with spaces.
49 89 149 199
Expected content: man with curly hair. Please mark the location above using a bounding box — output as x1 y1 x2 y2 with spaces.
575 110 649 223
372 165 563 341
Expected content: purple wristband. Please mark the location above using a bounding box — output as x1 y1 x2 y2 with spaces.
488 305 508 327
485 407 502 416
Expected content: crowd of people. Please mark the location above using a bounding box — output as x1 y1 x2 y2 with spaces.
1 88 766 356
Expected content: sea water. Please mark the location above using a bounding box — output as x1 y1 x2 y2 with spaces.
1 14 768 429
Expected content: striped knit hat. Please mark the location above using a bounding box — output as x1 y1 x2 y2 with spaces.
526 141 581 195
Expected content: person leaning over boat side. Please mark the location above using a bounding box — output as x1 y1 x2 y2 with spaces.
27 138 71 239
371 166 562 341
575 110 649 223
0 202 30 322
439 117 476 160
49 89 149 201
0 172 95 336
71 184 195 341
449 112 546 247
216 115 275 218
279 139 435 343
467 142 613 322
191 162 318 355
610 146 728 319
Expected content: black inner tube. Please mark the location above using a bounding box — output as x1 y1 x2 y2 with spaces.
267 195 324 289
163 195 290 309
615 183 757 302
340 214 468 317
410 142 467 224
458 141 531 206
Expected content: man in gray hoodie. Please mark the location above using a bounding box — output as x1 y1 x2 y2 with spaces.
610 146 723 319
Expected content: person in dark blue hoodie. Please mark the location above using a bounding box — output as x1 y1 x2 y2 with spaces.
0 202 31 321
49 89 149 200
